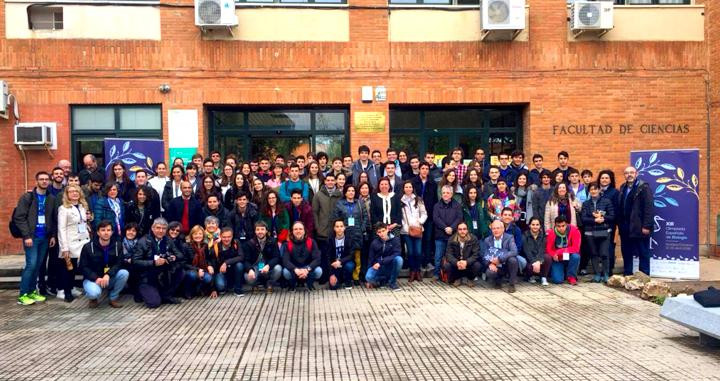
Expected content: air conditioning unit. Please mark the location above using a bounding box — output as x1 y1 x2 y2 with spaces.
195 0 238 29
571 1 614 33
0 81 7 115
482 0 526 31
14 123 55 147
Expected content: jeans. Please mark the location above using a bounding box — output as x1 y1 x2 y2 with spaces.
184 269 213 296
620 235 650 276
365 256 403 286
83 269 130 301
433 240 448 277
403 235 423 272
215 262 245 293
245 264 283 287
328 261 355 289
486 256 519 286
283 267 322 288
20 237 49 296
550 253 581 284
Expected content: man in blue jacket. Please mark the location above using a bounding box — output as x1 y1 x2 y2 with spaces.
483 220 519 293
279 164 310 203
366 222 403 291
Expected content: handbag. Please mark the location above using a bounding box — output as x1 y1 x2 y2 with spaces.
403 205 423 238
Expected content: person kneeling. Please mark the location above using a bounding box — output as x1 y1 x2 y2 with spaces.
443 222 483 287
244 222 282 293
483 220 519 293
546 215 581 285
326 219 357 290
209 227 246 297
522 217 551 286
183 225 217 299
366 222 403 291
132 218 185 308
282 221 322 291
79 220 129 308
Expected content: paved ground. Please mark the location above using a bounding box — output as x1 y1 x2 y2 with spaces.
1 280 719 381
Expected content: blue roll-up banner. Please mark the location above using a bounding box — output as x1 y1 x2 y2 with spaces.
630 149 700 279
104 138 165 182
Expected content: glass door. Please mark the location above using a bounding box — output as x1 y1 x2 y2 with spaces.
250 135 311 161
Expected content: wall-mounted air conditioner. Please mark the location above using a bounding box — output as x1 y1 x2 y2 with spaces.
571 1 614 37
0 81 7 115
195 0 238 30
481 0 526 41
14 122 56 148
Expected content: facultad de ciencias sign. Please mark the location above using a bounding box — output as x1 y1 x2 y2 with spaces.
552 123 690 135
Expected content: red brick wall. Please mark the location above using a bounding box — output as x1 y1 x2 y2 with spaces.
0 0 717 253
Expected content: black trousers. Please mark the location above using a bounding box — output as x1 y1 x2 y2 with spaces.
59 258 78 296
443 261 483 283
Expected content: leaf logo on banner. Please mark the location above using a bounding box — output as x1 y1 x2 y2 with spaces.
104 140 157 177
648 169 664 176
638 152 700 207
692 174 698 187
656 177 672 184
676 167 684 180
666 184 684 192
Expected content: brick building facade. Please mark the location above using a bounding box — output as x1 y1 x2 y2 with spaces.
0 0 717 255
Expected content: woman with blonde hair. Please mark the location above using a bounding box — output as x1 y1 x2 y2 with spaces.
57 184 91 302
183 225 217 299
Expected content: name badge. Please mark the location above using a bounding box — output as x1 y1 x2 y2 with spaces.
347 217 355 227
562 252 570 261
38 216 46 225
472 221 478 230
78 223 88 234
103 266 110 274
154 255 160 261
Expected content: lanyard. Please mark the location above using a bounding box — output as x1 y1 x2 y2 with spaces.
346 201 355 215
102 245 110 267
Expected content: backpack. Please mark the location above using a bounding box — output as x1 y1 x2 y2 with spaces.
9 192 33 239
286 238 312 253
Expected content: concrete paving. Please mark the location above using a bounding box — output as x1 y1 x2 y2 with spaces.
1 280 719 381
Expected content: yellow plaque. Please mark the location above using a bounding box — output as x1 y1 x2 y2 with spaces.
354 112 386 133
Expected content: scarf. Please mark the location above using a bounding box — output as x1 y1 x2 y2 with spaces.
191 242 208 268
554 227 568 249
378 192 395 224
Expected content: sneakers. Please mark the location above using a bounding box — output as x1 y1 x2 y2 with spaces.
541 277 549 286
389 283 400 291
568 276 578 286
508 284 516 293
72 288 83 298
28 290 46 302
344 282 353 290
592 275 602 283
17 294 35 306
56 290 66 300
234 290 245 297
529 277 537 284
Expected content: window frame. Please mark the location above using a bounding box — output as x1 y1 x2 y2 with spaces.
28 6 64 31
71 105 163 172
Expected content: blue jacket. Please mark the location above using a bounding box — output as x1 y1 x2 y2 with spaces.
279 179 310 203
482 233 518 265
368 236 401 267
93 197 125 235
505 223 523 254
351 160 379 188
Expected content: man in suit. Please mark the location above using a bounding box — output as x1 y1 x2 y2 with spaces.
483 220 519 293
165 181 203 235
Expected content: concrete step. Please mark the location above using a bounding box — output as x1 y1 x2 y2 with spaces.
0 276 20 290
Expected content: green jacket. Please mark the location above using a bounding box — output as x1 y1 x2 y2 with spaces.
312 186 342 239
462 200 491 240
259 207 290 242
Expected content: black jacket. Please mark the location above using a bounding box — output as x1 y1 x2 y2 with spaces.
202 205 231 228
127 185 161 219
581 196 616 235
162 180 184 213
617 180 654 238
370 193 403 227
324 233 356 266
208 239 244 267
412 176 438 220
165 196 204 229
242 236 281 272
432 199 463 241
445 234 482 266
125 201 161 237
132 234 184 283
522 230 547 264
12 189 57 240
282 237 321 271
79 237 124 282
228 203 259 242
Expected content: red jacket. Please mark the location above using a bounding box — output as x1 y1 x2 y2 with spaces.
545 225 581 260
285 201 315 238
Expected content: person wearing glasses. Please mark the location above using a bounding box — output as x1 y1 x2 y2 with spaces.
617 167 654 276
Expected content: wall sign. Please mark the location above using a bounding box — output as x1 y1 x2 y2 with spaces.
354 112 386 133
552 123 690 135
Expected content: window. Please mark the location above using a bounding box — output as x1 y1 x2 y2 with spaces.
613 0 690 4
389 107 523 157
71 105 162 172
389 0 479 5
209 108 348 161
29 7 63 30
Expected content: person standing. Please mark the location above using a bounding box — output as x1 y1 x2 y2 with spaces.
617 166 654 276
412 161 438 276
78 154 105 185
286 189 315 238
56 184 91 302
432 185 463 280
313 173 343 280
332 184 369 283
162 165 185 213
279 164 310 203
165 181 204 236
14 172 57 306
400 181 428 282
148 162 169 212
581 182 615 283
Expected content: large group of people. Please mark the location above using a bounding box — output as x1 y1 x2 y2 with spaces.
11 146 654 308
